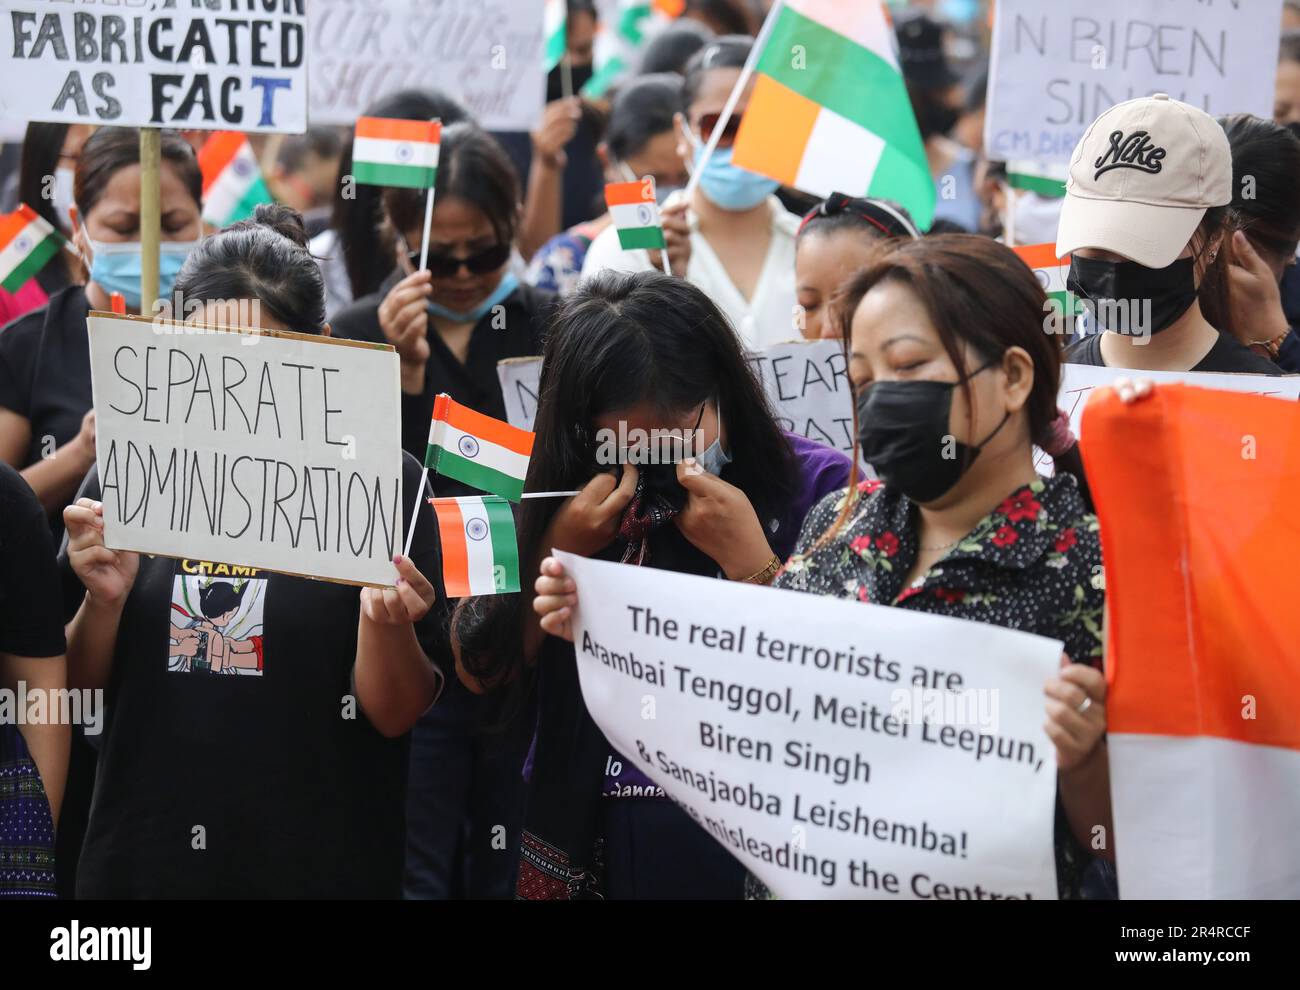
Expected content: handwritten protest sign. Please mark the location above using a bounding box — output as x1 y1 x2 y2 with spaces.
308 0 545 131
87 314 403 587
498 339 857 458
0 0 307 132
1036 361 1300 471
985 0 1281 163
557 550 1063 899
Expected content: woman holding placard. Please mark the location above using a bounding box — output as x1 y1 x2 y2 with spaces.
58 206 449 898
0 127 203 522
534 236 1114 898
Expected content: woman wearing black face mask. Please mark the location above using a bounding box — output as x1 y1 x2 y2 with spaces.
752 235 1112 899
1058 95 1283 375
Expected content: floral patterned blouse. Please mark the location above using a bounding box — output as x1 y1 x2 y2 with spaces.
775 473 1105 665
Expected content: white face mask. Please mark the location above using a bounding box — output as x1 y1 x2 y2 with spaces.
1005 190 1064 246
52 166 75 233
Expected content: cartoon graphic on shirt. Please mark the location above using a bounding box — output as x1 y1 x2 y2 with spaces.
169 561 267 675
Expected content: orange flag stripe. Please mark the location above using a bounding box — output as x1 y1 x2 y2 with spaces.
433 394 534 457
605 179 655 207
732 73 820 188
1012 242 1069 269
198 131 247 194
431 498 471 598
0 204 41 247
355 116 440 144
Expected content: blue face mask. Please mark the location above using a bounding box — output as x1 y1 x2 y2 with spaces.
694 404 731 476
88 239 197 311
689 135 779 212
426 271 519 324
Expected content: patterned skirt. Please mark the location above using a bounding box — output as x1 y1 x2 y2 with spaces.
0 723 57 897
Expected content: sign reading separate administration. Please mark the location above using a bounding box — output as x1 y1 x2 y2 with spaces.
0 0 307 131
556 551 1063 900
985 0 1281 163
309 0 545 131
87 314 403 587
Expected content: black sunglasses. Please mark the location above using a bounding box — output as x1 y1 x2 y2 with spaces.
408 242 511 278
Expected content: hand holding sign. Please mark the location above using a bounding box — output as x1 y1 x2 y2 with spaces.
64 498 140 608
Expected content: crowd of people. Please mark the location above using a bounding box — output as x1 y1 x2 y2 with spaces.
0 0 1297 901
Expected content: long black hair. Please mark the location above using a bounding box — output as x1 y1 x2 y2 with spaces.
453 269 796 690
1220 113 1300 263
329 88 470 301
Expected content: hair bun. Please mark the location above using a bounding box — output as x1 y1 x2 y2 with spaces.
250 202 309 248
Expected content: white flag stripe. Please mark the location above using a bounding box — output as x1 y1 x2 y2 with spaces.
455 497 498 595
796 108 884 200
610 200 661 231
353 135 441 169
1110 733 1300 898
1039 264 1068 294
0 216 51 279
203 148 259 223
431 419 530 480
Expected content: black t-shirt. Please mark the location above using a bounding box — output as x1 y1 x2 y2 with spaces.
1065 330 1286 375
0 461 65 659
330 278 553 471
60 453 450 898
0 285 93 466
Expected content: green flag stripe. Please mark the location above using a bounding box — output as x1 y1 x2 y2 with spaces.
865 141 936 231
582 54 626 98
429 446 525 501
1 236 60 293
484 498 521 593
354 160 437 189
230 177 273 222
758 5 925 166
1007 172 1067 198
615 225 665 250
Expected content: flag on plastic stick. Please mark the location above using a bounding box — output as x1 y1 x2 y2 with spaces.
1080 384 1300 898
430 496 521 597
732 0 935 229
425 394 534 502
605 179 666 251
198 131 273 227
352 117 441 190
0 204 63 293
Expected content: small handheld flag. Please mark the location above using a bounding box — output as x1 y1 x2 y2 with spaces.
543 0 568 73
605 179 666 252
198 132 273 227
352 117 442 190
426 394 534 502
1012 243 1082 318
1006 161 1069 200
430 496 521 597
0 205 63 293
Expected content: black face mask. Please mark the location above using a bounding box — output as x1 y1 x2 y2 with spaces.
917 101 960 140
855 360 1009 504
546 62 594 102
1066 255 1198 337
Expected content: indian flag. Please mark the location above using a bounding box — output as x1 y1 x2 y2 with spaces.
431 496 521 597
582 1 677 98
0 204 62 293
733 0 935 230
353 117 441 190
1007 161 1068 199
198 132 273 228
605 179 665 250
1012 243 1081 317
544 0 567 72
425 393 535 502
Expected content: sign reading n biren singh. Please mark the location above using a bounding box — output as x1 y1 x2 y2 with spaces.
88 314 403 587
0 0 307 131
556 551 1064 900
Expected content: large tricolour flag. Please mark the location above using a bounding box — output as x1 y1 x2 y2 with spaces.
1081 384 1300 898
0 204 63 293
425 394 534 502
733 0 935 230
353 118 441 190
198 131 272 227
430 495 521 597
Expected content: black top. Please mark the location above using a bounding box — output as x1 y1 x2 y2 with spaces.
60 453 450 898
0 285 93 467
330 276 553 469
0 462 65 659
1065 330 1285 375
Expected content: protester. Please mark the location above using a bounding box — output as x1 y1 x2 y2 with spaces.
582 37 802 348
527 74 689 295
896 11 981 232
58 205 447 897
1218 113 1300 370
1058 96 1284 374
795 193 919 339
0 462 68 898
1275 31 1300 126
269 126 344 238
311 89 471 318
536 237 1112 898
0 128 203 521
0 123 93 325
455 270 850 899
